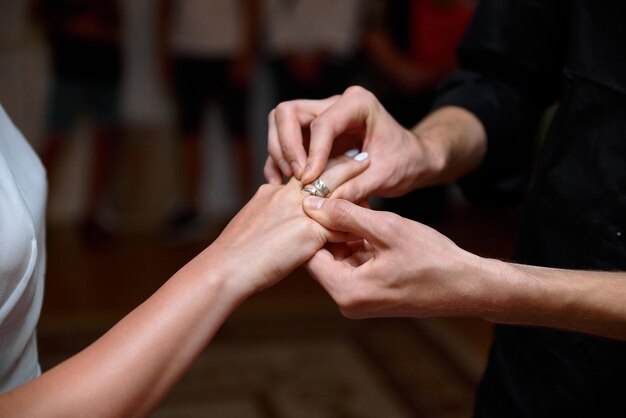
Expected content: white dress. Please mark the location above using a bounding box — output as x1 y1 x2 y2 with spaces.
0 105 47 392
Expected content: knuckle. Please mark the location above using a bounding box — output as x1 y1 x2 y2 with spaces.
329 201 354 227
379 212 403 237
344 85 373 102
274 101 295 122
308 116 327 133
256 183 274 196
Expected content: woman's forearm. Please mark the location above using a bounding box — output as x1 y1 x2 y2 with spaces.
476 259 626 340
1 248 249 417
0 161 368 416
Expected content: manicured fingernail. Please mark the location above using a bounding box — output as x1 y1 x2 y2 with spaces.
290 161 302 177
304 196 324 209
344 148 359 158
354 152 369 161
278 159 292 175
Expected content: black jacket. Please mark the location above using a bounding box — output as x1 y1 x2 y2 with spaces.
433 1 626 416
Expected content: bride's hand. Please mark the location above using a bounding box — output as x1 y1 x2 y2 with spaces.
203 151 370 296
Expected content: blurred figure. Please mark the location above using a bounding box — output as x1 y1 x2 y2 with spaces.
263 0 364 101
158 0 260 244
34 0 123 243
364 0 475 223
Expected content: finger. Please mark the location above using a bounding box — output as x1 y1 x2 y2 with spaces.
325 230 362 243
322 147 359 170
305 248 353 295
264 156 283 185
274 97 340 179
330 177 369 203
303 86 376 184
323 242 354 261
302 197 385 246
324 240 372 266
274 102 308 178
267 109 291 177
303 151 369 198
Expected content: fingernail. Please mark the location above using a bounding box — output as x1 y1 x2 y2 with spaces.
302 165 312 180
290 161 302 177
354 152 369 161
278 159 292 175
303 196 324 209
344 148 359 158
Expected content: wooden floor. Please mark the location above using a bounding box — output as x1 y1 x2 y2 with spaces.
38 197 521 417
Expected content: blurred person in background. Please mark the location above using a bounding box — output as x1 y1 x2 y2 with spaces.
265 1 626 416
263 0 364 108
158 0 260 244
0 102 371 415
364 0 475 223
33 0 123 244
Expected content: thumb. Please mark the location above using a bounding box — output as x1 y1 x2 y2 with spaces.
303 196 383 245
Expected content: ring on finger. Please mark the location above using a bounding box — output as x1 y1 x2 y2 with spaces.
303 184 326 198
312 178 331 197
303 177 331 198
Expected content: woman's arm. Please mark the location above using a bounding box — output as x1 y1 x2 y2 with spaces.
0 153 369 417
3 251 246 417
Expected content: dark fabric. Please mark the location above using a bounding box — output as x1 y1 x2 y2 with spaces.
431 1 626 416
49 35 122 83
172 57 249 139
270 57 359 102
43 0 122 82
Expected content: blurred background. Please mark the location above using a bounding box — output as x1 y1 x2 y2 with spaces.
1 0 524 416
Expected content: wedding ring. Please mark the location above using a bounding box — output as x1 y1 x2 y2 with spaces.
312 178 331 198
302 177 332 198
303 184 325 197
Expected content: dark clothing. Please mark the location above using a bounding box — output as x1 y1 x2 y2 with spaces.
271 57 359 102
40 0 122 133
173 58 248 138
433 1 626 416
42 0 122 82
49 35 121 83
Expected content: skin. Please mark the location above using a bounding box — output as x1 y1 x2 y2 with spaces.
265 85 626 341
0 154 368 417
265 85 486 202
302 196 626 340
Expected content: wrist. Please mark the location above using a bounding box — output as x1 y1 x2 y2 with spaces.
469 258 534 324
408 128 448 189
410 106 487 186
179 246 256 311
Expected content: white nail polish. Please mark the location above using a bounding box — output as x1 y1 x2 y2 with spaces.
344 148 359 158
354 152 369 161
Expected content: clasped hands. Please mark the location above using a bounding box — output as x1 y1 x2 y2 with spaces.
210 87 486 321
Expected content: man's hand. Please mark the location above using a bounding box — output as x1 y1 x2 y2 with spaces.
265 86 446 202
302 196 487 319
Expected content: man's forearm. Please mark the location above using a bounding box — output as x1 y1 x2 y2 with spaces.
410 106 487 188
475 259 626 340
